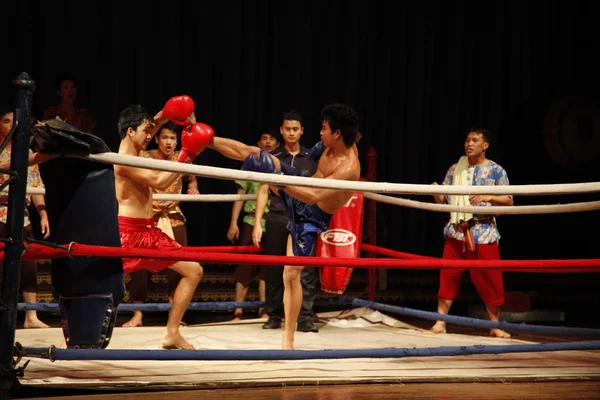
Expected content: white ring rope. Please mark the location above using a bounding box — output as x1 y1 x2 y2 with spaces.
15 188 600 215
363 192 600 215
10 187 257 202
152 194 256 202
72 152 600 196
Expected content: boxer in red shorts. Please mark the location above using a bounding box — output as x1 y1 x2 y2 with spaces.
429 128 513 338
115 100 212 349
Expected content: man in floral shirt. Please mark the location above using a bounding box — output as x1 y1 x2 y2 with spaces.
0 104 51 328
43 75 97 134
122 121 199 327
429 128 513 338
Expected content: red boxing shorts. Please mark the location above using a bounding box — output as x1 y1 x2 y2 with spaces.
118 216 182 274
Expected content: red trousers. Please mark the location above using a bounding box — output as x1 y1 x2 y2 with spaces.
438 237 504 307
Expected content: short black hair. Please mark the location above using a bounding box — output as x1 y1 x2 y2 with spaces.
265 127 281 142
54 73 76 91
157 121 182 138
0 104 13 119
320 103 359 148
259 130 279 141
117 104 153 139
468 127 491 143
282 110 303 127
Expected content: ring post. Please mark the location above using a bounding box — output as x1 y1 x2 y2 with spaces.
0 73 35 399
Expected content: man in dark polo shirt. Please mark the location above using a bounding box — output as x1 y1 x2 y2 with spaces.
261 110 319 332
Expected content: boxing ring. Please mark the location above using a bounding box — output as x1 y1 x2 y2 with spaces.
8 240 600 390
2 74 600 395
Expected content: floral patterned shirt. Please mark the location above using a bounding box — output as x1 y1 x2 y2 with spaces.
142 150 186 227
441 160 511 244
0 146 44 227
43 106 97 134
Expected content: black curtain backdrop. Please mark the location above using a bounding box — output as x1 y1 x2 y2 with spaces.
3 0 599 263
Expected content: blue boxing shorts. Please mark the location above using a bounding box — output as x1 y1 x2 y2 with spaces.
279 190 333 257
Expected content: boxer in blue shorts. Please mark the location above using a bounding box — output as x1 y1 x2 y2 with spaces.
278 189 333 258
208 103 361 349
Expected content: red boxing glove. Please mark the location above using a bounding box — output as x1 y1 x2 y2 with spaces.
163 95 195 126
177 123 215 163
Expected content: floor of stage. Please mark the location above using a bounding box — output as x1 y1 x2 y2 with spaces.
15 381 600 400
11 307 600 399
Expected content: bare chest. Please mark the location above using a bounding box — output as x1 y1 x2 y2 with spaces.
320 157 345 178
115 172 151 203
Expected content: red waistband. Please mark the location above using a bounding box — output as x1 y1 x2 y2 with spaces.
458 218 494 252
467 218 495 226
118 216 154 229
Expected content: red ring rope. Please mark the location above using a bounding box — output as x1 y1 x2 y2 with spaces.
4 242 600 272
360 243 599 273
184 245 262 253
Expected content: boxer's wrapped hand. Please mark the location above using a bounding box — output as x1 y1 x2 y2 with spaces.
177 123 214 163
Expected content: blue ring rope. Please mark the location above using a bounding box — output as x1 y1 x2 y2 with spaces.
18 297 600 337
350 299 600 337
20 340 600 361
17 298 354 312
18 301 264 312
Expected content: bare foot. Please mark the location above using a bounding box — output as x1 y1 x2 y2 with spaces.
161 332 195 350
490 328 511 338
122 311 143 327
24 317 50 329
282 333 294 350
232 311 243 321
258 308 268 319
427 321 447 334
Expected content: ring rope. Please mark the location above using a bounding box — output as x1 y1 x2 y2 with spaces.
17 299 350 313
18 340 600 362
155 194 256 202
0 243 263 255
8 242 600 271
362 243 600 273
183 245 262 253
350 299 600 337
364 192 600 215
11 187 259 202
16 299 600 337
71 153 600 196
15 188 600 214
